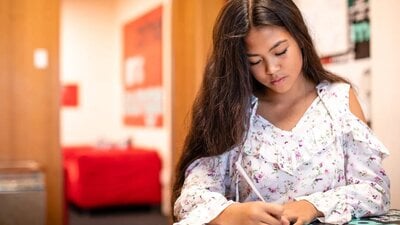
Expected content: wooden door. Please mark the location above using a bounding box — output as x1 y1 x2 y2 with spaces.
171 0 225 170
0 0 63 224
170 0 225 222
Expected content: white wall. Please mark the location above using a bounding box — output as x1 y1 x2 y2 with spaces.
370 0 400 209
60 0 172 214
60 0 120 144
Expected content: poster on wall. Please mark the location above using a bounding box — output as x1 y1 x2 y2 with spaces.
349 0 370 59
61 84 79 107
123 6 163 127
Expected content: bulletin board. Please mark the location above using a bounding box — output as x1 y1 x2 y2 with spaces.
122 6 163 127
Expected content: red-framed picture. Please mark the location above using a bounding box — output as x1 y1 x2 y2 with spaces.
61 84 79 107
122 6 163 127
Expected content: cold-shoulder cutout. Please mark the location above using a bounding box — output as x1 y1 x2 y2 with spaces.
349 87 367 124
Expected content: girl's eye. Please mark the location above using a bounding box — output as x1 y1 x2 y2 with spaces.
275 48 287 56
249 60 261 66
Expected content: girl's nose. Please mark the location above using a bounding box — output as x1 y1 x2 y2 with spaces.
265 60 281 75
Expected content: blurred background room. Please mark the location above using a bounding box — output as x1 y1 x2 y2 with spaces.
0 0 399 225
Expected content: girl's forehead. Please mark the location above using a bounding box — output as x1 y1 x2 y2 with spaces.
246 26 290 39
245 26 292 47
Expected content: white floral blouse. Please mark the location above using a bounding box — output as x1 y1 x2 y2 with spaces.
173 81 390 225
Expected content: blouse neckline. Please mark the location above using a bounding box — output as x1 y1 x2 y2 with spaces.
251 81 328 134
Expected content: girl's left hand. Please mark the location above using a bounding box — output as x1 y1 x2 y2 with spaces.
282 200 323 225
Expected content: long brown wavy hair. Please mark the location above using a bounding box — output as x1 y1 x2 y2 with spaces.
171 0 348 220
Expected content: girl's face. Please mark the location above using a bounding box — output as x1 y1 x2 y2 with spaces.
245 25 304 95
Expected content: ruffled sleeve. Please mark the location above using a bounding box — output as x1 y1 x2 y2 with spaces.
342 114 390 213
173 151 236 225
297 117 390 224
296 81 390 224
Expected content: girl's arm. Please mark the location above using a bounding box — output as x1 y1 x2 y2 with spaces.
294 88 390 224
174 151 288 225
173 152 235 225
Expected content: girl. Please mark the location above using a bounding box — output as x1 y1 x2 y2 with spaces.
172 1 390 225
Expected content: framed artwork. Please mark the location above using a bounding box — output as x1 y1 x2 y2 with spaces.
122 6 163 127
61 84 79 107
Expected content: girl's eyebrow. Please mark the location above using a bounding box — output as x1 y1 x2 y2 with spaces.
268 39 288 52
246 39 288 57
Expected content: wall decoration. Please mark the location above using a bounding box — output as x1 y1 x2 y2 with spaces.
349 0 370 59
122 6 163 127
61 84 79 107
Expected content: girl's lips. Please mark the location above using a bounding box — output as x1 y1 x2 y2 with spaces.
271 76 286 85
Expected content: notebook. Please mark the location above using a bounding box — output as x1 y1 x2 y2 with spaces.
312 209 400 225
349 209 400 225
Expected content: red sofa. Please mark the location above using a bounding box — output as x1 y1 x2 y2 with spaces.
63 146 162 209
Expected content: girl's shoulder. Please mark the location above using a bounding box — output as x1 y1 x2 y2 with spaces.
316 80 351 99
316 80 351 117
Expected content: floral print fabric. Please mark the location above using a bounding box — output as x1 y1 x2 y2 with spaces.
173 81 390 225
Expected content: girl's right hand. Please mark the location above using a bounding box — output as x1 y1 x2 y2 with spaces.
209 201 290 225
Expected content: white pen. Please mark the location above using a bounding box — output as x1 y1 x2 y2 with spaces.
235 161 266 202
